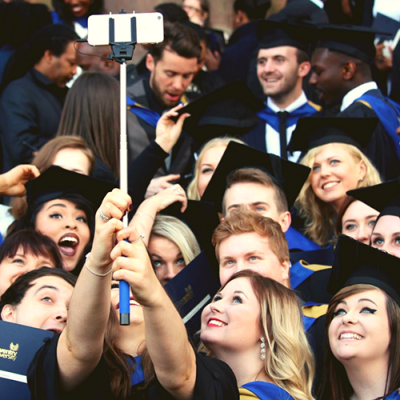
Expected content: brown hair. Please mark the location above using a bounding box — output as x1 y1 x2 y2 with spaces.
335 196 357 237
319 284 400 400
9 136 94 221
103 305 155 399
148 21 202 63
223 168 288 215
57 72 120 178
212 211 289 264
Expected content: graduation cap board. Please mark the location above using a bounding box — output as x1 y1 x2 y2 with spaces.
287 117 378 154
174 80 264 144
315 24 387 64
328 235 400 305
201 141 311 212
347 177 400 219
26 166 116 211
161 200 220 275
257 19 316 53
0 321 51 400
164 251 220 338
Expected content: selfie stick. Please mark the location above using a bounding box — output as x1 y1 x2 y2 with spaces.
109 10 137 325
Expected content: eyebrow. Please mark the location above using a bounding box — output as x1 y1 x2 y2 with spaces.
337 298 378 306
35 285 59 295
358 298 377 306
233 290 249 299
46 203 67 211
151 252 183 259
343 216 377 224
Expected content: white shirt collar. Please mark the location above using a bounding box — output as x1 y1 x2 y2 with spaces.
340 81 378 112
309 0 324 9
267 91 308 113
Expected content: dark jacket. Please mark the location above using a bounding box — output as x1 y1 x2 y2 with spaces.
338 88 400 181
0 68 67 172
126 79 194 179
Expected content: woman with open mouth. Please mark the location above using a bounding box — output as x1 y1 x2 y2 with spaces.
290 117 381 247
28 187 315 400
12 166 115 274
319 235 400 400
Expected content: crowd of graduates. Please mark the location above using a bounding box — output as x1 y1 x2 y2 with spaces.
1 0 400 399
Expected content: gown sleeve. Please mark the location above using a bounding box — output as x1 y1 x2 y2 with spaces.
27 334 113 400
154 352 239 400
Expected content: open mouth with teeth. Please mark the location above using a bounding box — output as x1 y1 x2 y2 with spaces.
58 233 79 257
207 318 227 327
322 181 340 190
339 332 364 340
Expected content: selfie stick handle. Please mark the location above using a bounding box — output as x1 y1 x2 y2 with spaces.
109 11 137 326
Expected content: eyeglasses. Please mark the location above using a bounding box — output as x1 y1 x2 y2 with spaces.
183 5 202 13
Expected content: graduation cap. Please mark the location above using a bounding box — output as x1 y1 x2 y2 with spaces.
257 20 316 53
347 178 400 219
287 117 378 154
175 80 264 145
315 24 382 64
201 141 311 212
328 235 400 305
26 166 117 211
160 200 221 275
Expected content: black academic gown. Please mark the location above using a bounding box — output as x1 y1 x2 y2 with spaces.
338 88 400 181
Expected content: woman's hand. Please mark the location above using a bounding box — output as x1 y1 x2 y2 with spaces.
0 164 40 196
148 184 188 213
111 226 163 308
88 189 132 274
155 104 190 154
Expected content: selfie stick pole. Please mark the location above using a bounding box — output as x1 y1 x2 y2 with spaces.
109 11 137 325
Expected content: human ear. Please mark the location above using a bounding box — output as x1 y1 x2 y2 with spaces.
342 61 356 80
298 61 311 78
146 53 155 73
358 160 367 182
281 260 290 281
279 211 291 233
1 305 17 323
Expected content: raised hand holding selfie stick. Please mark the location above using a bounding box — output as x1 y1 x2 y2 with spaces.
87 10 164 325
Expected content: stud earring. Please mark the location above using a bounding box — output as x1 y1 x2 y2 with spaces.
260 337 266 360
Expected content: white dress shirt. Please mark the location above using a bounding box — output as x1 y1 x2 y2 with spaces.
340 81 378 112
265 92 307 162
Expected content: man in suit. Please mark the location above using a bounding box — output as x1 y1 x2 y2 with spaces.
243 20 321 162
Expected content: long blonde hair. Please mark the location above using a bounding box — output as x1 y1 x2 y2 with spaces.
201 270 315 400
296 143 381 246
150 215 200 265
187 137 245 200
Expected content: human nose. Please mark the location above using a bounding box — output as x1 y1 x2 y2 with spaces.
356 225 369 244
64 216 77 229
171 76 185 92
342 311 357 325
54 306 68 324
210 299 224 314
320 163 331 178
163 264 179 283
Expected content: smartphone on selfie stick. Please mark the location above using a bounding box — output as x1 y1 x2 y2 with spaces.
88 11 164 325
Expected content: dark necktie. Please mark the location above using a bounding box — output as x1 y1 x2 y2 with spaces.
278 111 289 160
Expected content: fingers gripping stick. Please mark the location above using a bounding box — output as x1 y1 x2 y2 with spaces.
119 235 144 325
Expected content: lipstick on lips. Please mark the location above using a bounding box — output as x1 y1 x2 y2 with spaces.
207 318 227 327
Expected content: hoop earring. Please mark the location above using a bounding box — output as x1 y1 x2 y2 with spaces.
260 337 266 360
